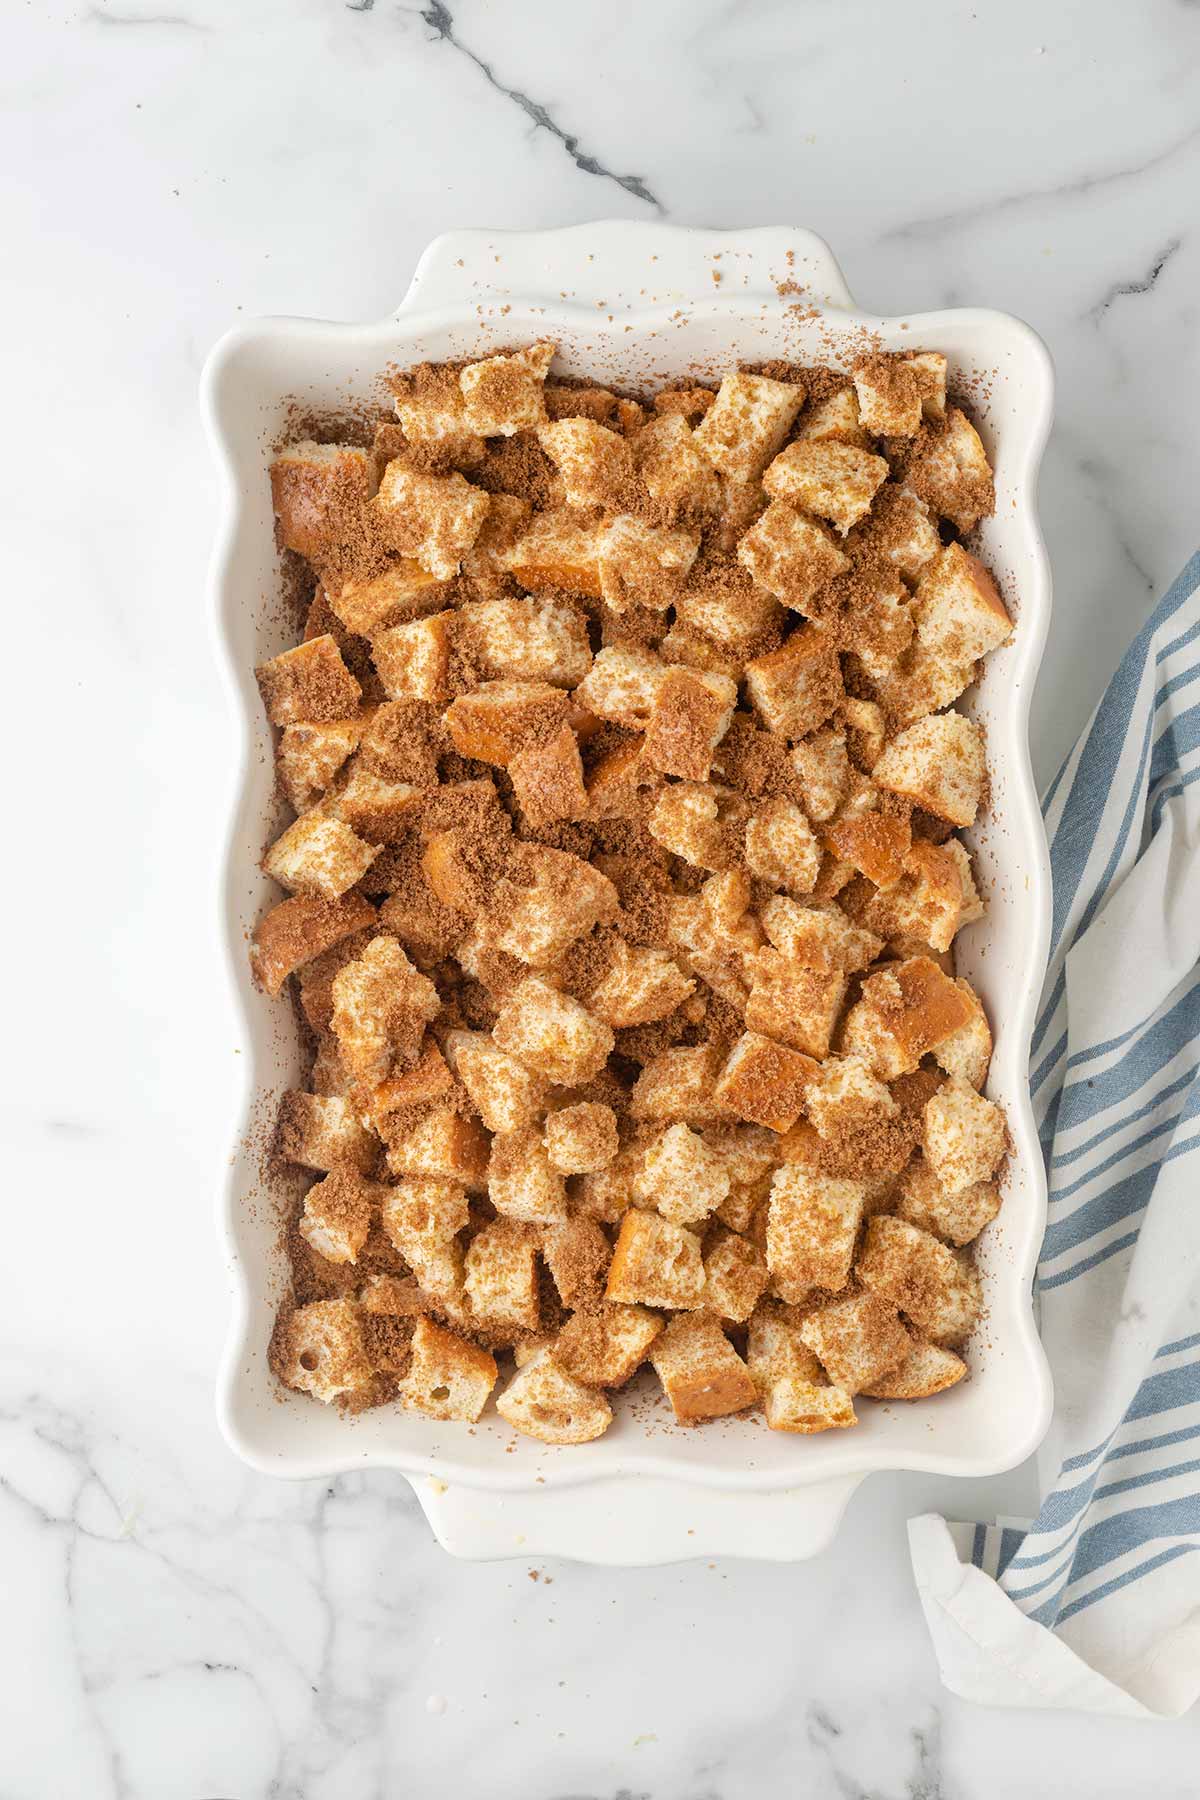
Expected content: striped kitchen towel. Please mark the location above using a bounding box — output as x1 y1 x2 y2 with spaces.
909 550 1200 1717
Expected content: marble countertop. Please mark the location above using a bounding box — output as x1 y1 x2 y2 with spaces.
6 1 1200 1793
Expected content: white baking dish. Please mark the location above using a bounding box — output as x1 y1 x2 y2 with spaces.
203 223 1054 1563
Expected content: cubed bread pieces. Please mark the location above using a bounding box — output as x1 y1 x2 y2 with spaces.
796 386 871 450
856 1215 983 1346
379 1174 469 1274
402 1315 498 1422
337 762 426 844
457 594 593 686
606 1209 706 1309
634 411 721 517
912 543 1012 666
737 503 850 611
798 1291 911 1394
873 712 987 828
636 1122 731 1226
276 715 365 812
744 627 844 739
896 1153 1001 1246
923 1075 1007 1194
330 935 440 1086
860 838 983 954
269 442 373 562
256 635 363 726
492 977 614 1087
371 612 452 703
647 781 728 870
860 484 942 586
508 725 589 826
504 508 603 598
487 1127 569 1224
496 1350 613 1443
693 372 805 482
746 1302 857 1433
642 666 737 780
789 728 851 822
763 439 889 535
840 956 975 1081
442 680 571 767
766 1162 866 1300
538 418 633 510
393 380 484 467
573 644 666 729
804 1053 899 1144
745 948 848 1059
275 1090 377 1175
251 890 377 997
933 980 992 1088
824 800 911 890
630 1045 733 1126
276 1296 373 1404
587 938 696 1029
650 1312 757 1421
861 1338 966 1400
298 1168 380 1265
385 1108 490 1190
363 1039 456 1142
905 406 994 533
715 1032 817 1134
328 561 447 636
543 1216 613 1308
597 514 700 613
758 896 881 972
372 459 489 580
443 1029 547 1133
488 846 618 966
554 1303 663 1387
852 355 923 438
544 1101 619 1174
464 1217 542 1332
702 1227 768 1323
744 798 823 895
459 340 555 435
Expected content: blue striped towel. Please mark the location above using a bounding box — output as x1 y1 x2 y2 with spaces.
909 552 1200 1716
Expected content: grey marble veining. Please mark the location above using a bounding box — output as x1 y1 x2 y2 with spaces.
5 0 1200 1793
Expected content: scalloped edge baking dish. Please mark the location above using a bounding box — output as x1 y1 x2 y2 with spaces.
202 223 1054 1563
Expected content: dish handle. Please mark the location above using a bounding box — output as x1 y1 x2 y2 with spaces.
394 222 856 317
407 1472 864 1565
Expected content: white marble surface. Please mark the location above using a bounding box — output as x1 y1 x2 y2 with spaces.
6 0 1200 1793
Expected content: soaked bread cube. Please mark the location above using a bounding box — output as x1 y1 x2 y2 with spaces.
744 798 823 895
459 594 592 687
857 1214 982 1346
338 763 425 844
745 627 844 739
805 1054 898 1144
934 980 992 1088
488 1127 570 1224
874 712 986 828
642 666 737 780
277 715 364 812
555 1303 663 1387
496 1350 613 1443
758 896 881 972
371 612 452 703
257 635 362 726
789 728 850 823
459 340 555 435
745 948 847 1059
766 1163 866 1299
634 411 721 517
650 1312 756 1421
275 1090 377 1175
702 1227 768 1323
860 838 983 954
674 558 785 651
504 508 603 598
385 1108 490 1190
606 1209 706 1309
251 890 376 997
270 442 373 561
737 502 850 611
747 1302 857 1433
913 544 1012 667
489 846 618 965
443 679 571 767
276 1296 372 1404
647 781 729 870
841 956 975 1081
852 355 923 437
544 1101 619 1174
372 459 489 580
587 939 695 1029
796 386 871 450
465 1217 541 1332
693 372 805 482
630 1045 732 1126
509 725 589 826
328 561 447 637
715 1031 816 1134
906 407 994 533
799 1292 911 1395
573 644 667 729
923 1075 1006 1194
443 1029 547 1133
763 439 889 534
330 935 439 1085
380 1176 469 1299
402 1315 497 1422
861 1337 966 1400
538 417 633 510
543 1215 612 1308
636 1122 730 1226
493 977 614 1086
298 1168 379 1265
598 514 700 614
896 1154 1000 1246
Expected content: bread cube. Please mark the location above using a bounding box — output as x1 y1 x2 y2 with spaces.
276 715 364 812
595 513 699 613
789 728 850 823
861 838 983 954
251 890 376 997
385 1108 490 1190
256 635 362 728
674 558 785 650
402 1315 497 1422
276 1090 377 1174
745 627 844 739
441 680 566 768
542 1102 616 1175
573 1146 640 1224
641 667 737 781
693 372 805 482
668 887 761 1013
573 645 666 730
907 351 948 422
554 1302 662 1388
380 1176 469 1298
857 1214 982 1345
805 1053 898 1144
824 800 911 889
746 1302 857 1433
796 386 871 450
372 459 489 580
364 1038 456 1142
487 1127 569 1224
851 579 916 685
537 417 632 509
443 1028 546 1133
896 1153 1000 1247
745 948 847 1059
862 1337 966 1400
923 1075 1006 1195
276 1296 372 1404
874 713 986 828
465 1217 541 1332
269 442 373 561
763 439 889 535
841 956 975 1081
539 1217 611 1310
744 797 823 895
650 1313 756 1421
493 977 614 1086
504 508 603 598
606 1208 706 1308
636 1122 730 1226
328 561 447 637
458 595 592 687
634 411 721 517
852 355 922 437
298 1168 378 1265
393 381 484 468
459 340 555 435
862 484 942 586
587 939 696 1029
508 725 589 826
934 980 992 1088
490 846 618 965
758 896 881 972
766 1163 866 1299
330 935 439 1085
737 502 849 611
458 493 533 597
715 1032 817 1134
496 1351 613 1443
630 1044 731 1126
647 782 727 870
906 407 994 533
338 762 426 844
799 1292 911 1395
703 1227 768 1323
913 543 1012 666
371 612 452 704
708 473 768 554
